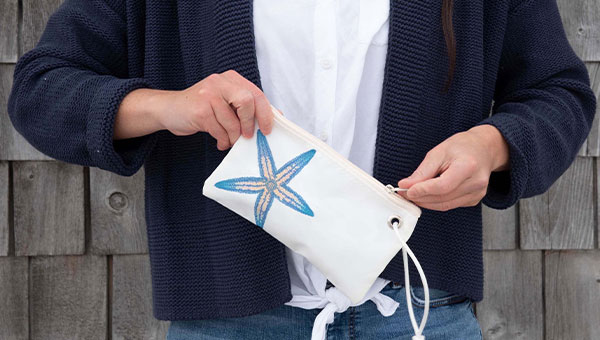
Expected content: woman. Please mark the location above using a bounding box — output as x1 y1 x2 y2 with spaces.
7 0 596 339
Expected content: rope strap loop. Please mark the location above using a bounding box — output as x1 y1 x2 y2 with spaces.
390 218 429 339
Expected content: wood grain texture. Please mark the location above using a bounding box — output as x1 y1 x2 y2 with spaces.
583 62 600 157
0 0 18 62
13 161 84 256
547 156 594 248
545 251 600 340
520 157 594 249
30 255 107 340
0 64 51 161
519 192 549 249
597 157 600 249
477 250 543 340
112 255 169 340
482 204 517 250
21 0 64 55
0 257 28 340
0 162 9 256
557 0 600 61
90 168 148 254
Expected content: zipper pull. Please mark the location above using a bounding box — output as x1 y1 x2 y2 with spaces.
386 184 408 193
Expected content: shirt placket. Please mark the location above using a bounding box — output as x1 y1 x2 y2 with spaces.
313 0 338 145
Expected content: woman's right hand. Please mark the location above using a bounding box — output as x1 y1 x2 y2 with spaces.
114 70 274 151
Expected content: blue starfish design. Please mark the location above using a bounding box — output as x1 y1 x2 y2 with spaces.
215 130 316 227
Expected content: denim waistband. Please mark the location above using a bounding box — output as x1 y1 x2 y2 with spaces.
324 279 468 306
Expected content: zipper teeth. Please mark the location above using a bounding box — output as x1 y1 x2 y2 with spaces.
271 110 421 217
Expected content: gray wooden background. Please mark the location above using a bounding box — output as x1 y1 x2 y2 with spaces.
0 1 599 339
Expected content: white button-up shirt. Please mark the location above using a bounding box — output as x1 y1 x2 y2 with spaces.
253 1 399 339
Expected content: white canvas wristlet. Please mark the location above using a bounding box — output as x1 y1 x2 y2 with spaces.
202 105 430 339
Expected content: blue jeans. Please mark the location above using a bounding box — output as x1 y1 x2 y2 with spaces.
166 282 483 339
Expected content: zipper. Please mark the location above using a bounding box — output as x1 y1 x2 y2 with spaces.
270 107 421 217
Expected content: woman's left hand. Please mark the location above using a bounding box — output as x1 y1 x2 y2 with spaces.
395 124 510 211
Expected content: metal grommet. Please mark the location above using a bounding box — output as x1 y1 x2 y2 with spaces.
387 215 403 230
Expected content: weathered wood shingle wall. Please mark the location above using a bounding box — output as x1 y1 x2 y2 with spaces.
0 1 598 339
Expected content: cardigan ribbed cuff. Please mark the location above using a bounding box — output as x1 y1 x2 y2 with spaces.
86 77 158 176
475 112 529 210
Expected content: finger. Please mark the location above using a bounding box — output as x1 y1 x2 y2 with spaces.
205 115 230 151
405 159 471 199
253 91 273 135
400 176 482 203
411 192 482 212
220 85 255 138
397 149 448 189
212 98 242 145
222 70 273 135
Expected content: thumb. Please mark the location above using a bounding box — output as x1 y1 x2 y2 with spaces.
397 150 444 189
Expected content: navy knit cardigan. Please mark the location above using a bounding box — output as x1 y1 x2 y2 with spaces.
7 0 596 320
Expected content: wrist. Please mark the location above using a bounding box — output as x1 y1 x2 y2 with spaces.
144 89 174 132
113 88 172 139
468 124 510 172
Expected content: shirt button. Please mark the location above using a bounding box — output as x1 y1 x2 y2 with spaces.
319 58 333 69
319 131 328 141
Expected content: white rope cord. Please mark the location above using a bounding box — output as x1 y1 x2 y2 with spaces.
391 219 430 340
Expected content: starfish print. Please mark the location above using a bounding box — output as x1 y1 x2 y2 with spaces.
215 130 316 227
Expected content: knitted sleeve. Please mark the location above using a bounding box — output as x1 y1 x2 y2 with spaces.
474 0 597 209
7 0 157 176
